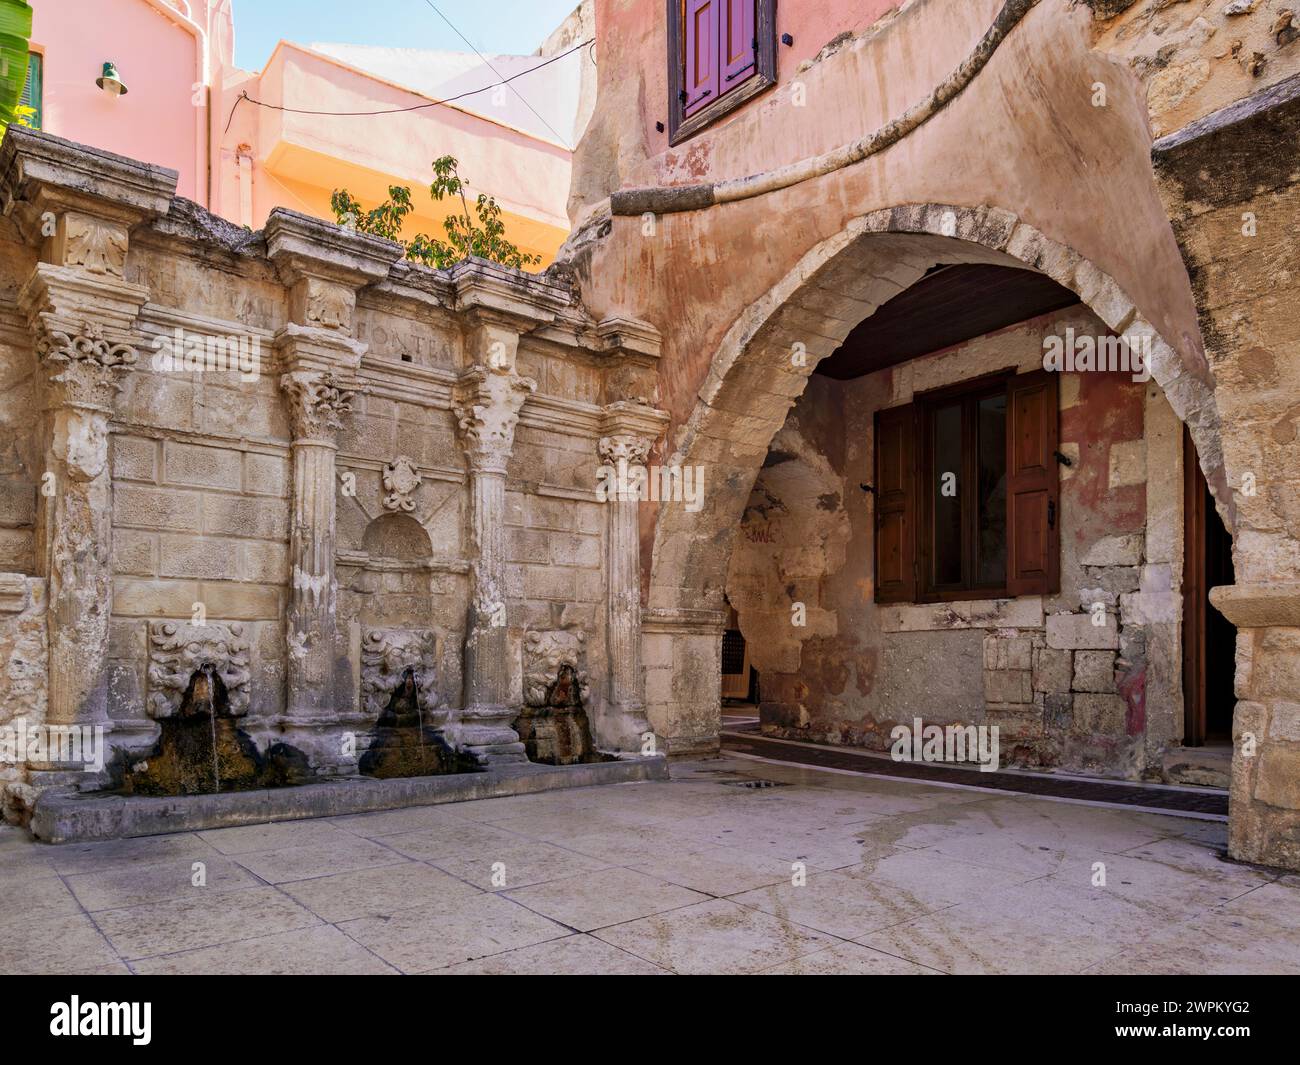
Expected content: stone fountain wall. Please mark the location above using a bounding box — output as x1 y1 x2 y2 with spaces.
0 129 668 814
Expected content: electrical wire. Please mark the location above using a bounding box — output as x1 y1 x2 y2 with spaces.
419 0 571 147
223 35 591 137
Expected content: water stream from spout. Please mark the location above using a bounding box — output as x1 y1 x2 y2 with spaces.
204 664 221 793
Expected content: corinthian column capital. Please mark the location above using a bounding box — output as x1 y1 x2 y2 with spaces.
280 369 363 443
453 366 537 474
599 433 654 467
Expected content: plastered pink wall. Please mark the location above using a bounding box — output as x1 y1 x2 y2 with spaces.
32 0 208 201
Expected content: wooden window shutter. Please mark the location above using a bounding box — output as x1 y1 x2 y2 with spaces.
683 0 720 116
720 0 757 90
1005 371 1060 596
874 404 917 603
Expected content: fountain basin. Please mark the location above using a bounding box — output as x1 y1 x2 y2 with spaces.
29 755 669 843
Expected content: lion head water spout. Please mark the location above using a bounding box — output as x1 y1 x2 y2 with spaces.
124 664 264 796
360 661 468 778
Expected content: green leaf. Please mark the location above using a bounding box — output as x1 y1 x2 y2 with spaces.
0 1 33 128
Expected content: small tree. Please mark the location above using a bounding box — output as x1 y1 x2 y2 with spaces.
331 156 541 271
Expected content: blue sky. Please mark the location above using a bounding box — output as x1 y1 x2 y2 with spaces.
230 0 584 70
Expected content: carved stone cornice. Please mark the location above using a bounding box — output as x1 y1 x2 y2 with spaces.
599 400 669 451
450 257 571 328
0 128 177 245
280 369 363 443
264 208 403 290
453 366 536 474
596 316 663 362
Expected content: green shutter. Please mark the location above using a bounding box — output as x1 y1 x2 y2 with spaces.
19 50 38 128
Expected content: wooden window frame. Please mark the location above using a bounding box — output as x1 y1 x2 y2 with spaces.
915 370 1015 603
873 368 1060 606
666 0 778 146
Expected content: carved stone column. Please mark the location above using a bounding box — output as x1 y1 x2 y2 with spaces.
265 210 402 749
454 363 535 764
29 324 139 731
598 427 657 750
0 131 175 753
279 363 362 721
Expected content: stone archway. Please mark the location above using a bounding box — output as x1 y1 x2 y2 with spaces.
642 202 1227 757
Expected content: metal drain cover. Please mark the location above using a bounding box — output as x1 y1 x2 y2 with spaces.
721 778 790 789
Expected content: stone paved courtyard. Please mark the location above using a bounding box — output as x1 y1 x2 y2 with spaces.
3 758 1298 975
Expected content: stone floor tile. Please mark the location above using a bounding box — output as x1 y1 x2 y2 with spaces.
231 835 409 884
65 854 261 911
431 840 612 891
338 892 568 972
503 866 708 931
0 911 124 974
428 933 670 974
279 861 482 923
593 898 837 974
132 925 397 975
94 884 320 959
759 940 941 974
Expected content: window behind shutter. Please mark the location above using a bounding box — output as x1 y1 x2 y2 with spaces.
19 53 40 129
683 0 719 116
1005 371 1060 596
721 0 757 91
874 404 916 603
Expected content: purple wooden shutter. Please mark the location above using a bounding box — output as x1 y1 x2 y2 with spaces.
683 0 719 115
721 0 756 91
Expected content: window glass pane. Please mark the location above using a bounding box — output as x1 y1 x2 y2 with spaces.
976 392 1007 586
932 401 963 586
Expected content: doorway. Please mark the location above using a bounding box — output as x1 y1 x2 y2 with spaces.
1182 426 1236 745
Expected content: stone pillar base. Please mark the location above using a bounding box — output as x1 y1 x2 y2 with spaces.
459 709 529 765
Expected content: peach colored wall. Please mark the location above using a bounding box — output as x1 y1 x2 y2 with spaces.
214 43 573 263
569 0 1205 433
32 0 211 203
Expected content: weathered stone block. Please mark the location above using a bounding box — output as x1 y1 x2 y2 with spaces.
550 533 601 569
984 669 1032 705
575 569 604 603
507 527 550 564
1254 746 1300 811
1046 612 1119 649
196 582 281 620
524 566 577 602
1080 534 1143 567
159 535 238 580
240 541 288 584
1073 649 1117 692
1033 646 1072 693
111 436 158 482
113 486 202 532
1108 439 1147 489
244 453 288 497
112 578 201 618
1080 566 1140 595
1073 693 1127 734
202 495 288 540
162 441 242 490
1268 702 1300 742
984 634 1033 671
1043 692 1073 730
111 529 156 577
